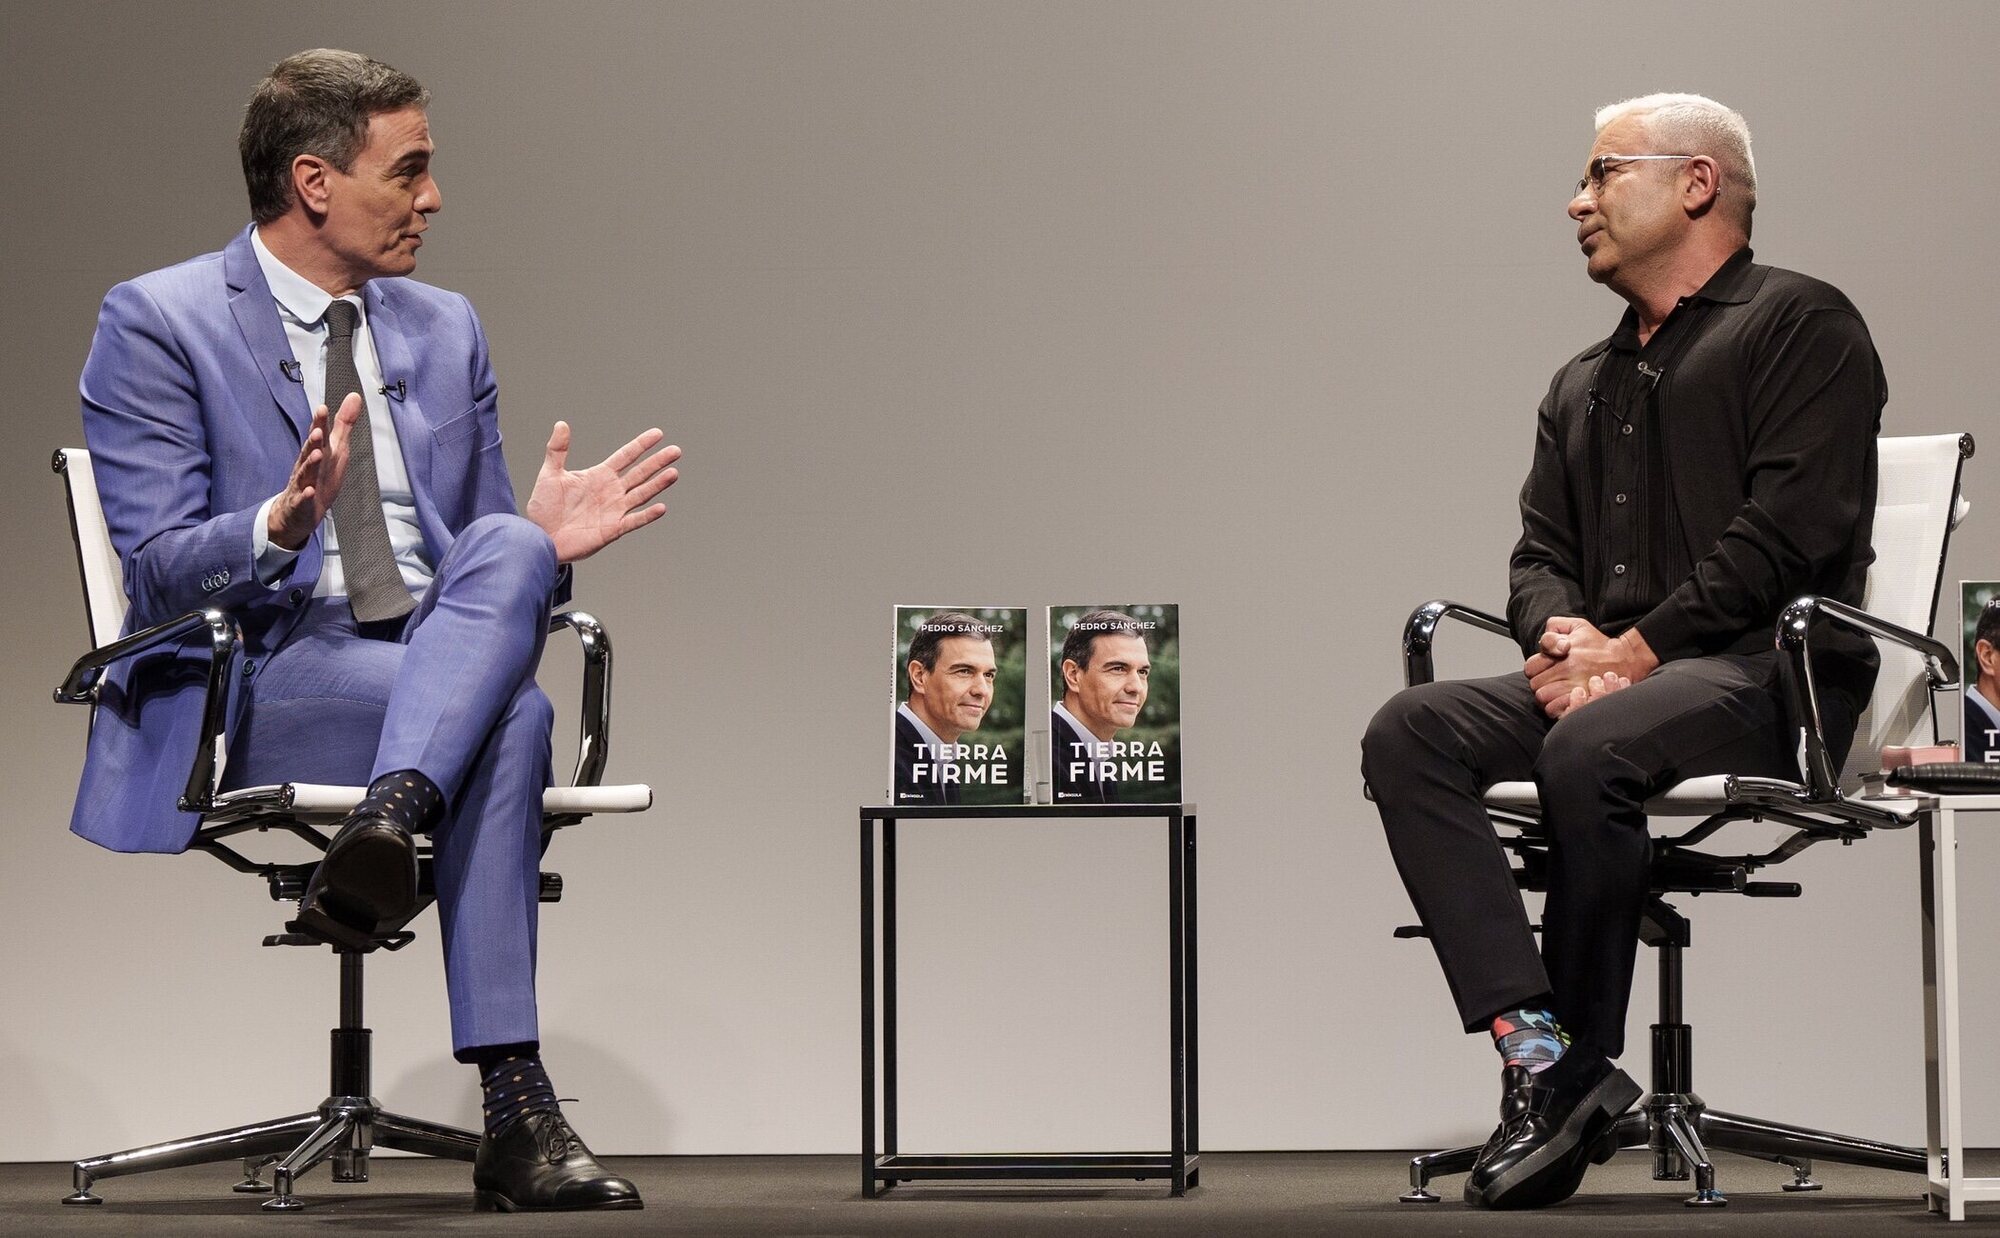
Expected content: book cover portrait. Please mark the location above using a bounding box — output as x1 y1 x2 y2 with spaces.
891 607 1028 805
1047 604 1181 804
1965 583 2000 763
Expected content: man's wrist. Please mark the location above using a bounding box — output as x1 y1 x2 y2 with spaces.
267 514 303 553
264 498 305 554
1619 628 1660 676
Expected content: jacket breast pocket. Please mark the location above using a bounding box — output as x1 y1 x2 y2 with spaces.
430 404 492 449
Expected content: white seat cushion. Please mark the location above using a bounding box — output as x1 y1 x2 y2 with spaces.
212 782 652 820
1482 777 1923 821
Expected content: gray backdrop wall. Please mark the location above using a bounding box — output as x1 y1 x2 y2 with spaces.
4 1 1996 1161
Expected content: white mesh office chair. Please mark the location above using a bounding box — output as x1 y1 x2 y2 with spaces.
1394 433 1973 1208
51 447 654 1212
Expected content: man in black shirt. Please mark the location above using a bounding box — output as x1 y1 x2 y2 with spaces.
1361 93 1883 1210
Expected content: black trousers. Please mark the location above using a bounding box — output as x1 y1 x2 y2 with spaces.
1361 652 1839 1059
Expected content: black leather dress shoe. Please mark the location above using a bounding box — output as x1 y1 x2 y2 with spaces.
298 812 419 937
1464 1047 1640 1209
473 1110 643 1211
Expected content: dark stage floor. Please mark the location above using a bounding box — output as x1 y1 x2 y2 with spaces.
2 1150 1988 1236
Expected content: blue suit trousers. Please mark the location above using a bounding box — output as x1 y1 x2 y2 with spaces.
225 514 558 1056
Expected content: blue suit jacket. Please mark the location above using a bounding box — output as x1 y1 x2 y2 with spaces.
75 227 541 853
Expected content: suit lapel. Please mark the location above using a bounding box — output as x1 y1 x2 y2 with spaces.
223 230 313 441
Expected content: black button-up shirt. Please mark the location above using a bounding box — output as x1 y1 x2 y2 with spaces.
1509 248 1886 710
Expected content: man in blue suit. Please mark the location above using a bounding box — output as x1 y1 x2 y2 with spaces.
74 49 678 1211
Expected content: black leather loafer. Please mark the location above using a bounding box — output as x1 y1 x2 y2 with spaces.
1464 1047 1640 1209
299 812 419 936
473 1110 642 1212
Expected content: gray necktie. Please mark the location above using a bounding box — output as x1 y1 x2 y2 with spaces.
323 300 415 623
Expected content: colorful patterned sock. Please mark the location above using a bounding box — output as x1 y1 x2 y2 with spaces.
1492 1008 1569 1074
357 769 444 834
475 1044 560 1136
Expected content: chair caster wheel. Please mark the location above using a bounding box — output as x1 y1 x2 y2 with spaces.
261 1194 306 1212
1686 1189 1727 1207
232 1179 273 1194
1782 1179 1823 1192
1400 1188 1441 1203
61 1191 102 1206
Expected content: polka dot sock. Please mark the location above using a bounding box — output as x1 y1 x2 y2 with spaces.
475 1045 560 1136
357 769 444 834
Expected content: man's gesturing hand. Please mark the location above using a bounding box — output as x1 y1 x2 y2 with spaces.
267 393 361 552
1523 616 1660 719
525 422 682 564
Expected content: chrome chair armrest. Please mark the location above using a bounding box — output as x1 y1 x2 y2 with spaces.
1403 600 1513 687
547 609 613 787
54 607 240 815
1776 594 1960 803
54 607 235 703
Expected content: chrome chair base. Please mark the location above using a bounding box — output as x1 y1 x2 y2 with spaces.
1401 1089 1921 1207
62 950 481 1212
62 1098 480 1211
1396 898 1928 1208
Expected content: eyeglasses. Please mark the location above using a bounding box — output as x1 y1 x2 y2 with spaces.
1574 153 1696 198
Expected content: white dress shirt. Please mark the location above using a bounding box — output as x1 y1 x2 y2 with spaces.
898 702 948 758
249 228 434 600
1971 683 2000 751
1052 701 1104 761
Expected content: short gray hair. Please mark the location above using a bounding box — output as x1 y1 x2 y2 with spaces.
1595 93 1756 230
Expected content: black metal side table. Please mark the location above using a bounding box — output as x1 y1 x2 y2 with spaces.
858 802 1199 1197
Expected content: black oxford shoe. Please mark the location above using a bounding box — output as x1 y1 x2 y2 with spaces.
298 812 419 937
1464 1046 1640 1209
473 1110 643 1212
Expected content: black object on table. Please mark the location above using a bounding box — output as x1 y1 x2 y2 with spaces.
1887 761 2000 792
858 802 1199 1197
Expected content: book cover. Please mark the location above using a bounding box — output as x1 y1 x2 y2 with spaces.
1046 604 1180 804
1964 582 2000 763
891 606 1027 805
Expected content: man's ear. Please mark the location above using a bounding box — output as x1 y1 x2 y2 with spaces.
907 660 927 695
1978 638 2000 675
1062 658 1083 693
291 153 333 217
1683 155 1722 218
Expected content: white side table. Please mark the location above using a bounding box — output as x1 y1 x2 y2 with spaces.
1909 791 2000 1220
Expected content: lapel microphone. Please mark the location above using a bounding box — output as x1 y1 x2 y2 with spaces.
282 360 403 402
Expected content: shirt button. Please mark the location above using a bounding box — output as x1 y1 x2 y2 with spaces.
1622 424 1634 436
289 588 306 605
1613 563 1628 576
1615 493 1628 505
241 659 257 679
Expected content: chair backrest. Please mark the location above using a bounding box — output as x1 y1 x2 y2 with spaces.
1840 433 1974 788
54 448 129 649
